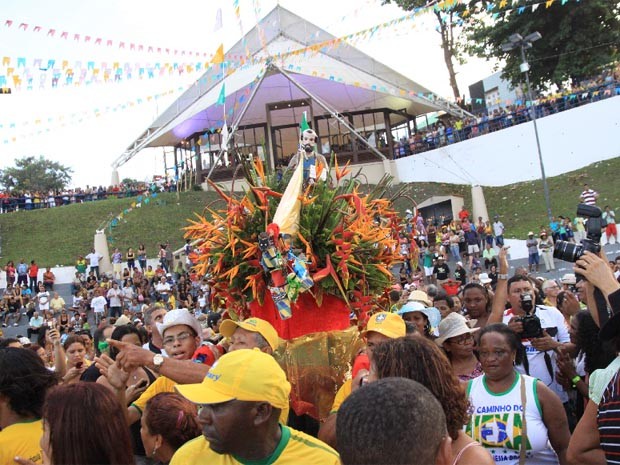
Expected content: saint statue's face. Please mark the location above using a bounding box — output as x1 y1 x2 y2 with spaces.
301 130 317 153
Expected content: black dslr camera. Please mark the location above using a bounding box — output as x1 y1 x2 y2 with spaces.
516 293 543 339
554 204 602 262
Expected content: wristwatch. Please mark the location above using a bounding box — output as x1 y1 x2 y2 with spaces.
498 273 509 280
153 354 164 372
571 375 581 388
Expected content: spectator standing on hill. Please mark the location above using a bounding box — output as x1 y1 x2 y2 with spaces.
126 247 136 272
138 244 147 270
75 255 87 279
526 231 540 273
458 205 470 222
159 244 169 272
603 205 617 245
493 215 505 247
42 267 55 291
106 281 123 319
86 248 103 279
27 260 39 293
111 248 123 280
90 289 107 325
580 183 599 206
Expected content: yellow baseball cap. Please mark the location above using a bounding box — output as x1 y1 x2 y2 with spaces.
175 349 291 409
361 312 406 339
219 317 280 351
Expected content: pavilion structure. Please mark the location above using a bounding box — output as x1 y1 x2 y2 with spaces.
114 5 470 189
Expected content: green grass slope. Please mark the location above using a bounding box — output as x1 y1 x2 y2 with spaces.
1 158 618 267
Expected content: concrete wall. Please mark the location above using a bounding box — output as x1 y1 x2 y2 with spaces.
394 96 620 186
204 96 619 191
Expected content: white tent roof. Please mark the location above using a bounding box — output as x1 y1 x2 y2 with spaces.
115 5 466 167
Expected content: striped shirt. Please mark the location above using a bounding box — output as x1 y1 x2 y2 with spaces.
599 370 620 464
581 188 598 205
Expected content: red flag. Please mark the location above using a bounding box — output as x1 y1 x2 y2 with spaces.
48 29 56 36
60 31 68 39
95 38 102 45
33 26 41 32
4 20 13 27
18 23 28 30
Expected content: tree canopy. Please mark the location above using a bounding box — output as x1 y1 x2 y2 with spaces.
466 0 620 89
383 0 467 100
0 156 73 193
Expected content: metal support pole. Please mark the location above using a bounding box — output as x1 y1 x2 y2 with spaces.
520 46 552 222
275 65 388 161
203 68 269 184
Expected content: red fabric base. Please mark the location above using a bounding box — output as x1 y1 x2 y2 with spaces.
249 292 350 339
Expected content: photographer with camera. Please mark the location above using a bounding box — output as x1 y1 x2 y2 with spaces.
489 247 570 405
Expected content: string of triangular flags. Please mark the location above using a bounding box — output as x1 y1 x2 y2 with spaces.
107 187 163 245
1 0 582 93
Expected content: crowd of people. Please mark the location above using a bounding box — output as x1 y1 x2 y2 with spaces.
0 180 177 213
1 198 620 464
395 69 620 157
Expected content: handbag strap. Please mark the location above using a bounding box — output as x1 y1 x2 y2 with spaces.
519 374 528 465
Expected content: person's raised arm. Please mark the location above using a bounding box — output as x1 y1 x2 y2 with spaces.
95 353 141 425
107 339 209 384
488 246 510 325
574 251 620 327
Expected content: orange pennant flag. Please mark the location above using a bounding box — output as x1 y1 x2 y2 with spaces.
211 44 224 65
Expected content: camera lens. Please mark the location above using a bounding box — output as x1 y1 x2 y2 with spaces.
553 240 583 263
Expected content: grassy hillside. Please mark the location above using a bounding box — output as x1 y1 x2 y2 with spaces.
1 158 618 267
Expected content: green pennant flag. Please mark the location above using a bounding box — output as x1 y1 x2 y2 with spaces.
300 111 310 132
216 83 226 106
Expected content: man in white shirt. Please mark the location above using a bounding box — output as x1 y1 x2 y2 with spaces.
502 275 570 403
106 282 123 318
90 288 108 325
155 276 171 303
493 215 505 247
85 248 103 279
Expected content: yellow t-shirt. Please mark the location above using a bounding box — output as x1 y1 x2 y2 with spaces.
0 419 44 465
330 379 352 414
170 425 339 465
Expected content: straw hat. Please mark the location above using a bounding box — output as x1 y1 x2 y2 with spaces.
436 313 479 347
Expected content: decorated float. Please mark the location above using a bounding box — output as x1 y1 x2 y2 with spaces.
184 121 411 419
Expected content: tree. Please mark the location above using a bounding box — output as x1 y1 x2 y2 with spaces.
383 0 467 100
466 0 620 89
0 156 73 193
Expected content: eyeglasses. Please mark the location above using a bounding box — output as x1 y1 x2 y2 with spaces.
162 331 193 347
447 333 474 345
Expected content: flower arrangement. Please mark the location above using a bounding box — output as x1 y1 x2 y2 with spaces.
184 154 405 323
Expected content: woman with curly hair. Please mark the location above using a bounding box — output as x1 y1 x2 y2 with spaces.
369 336 493 465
